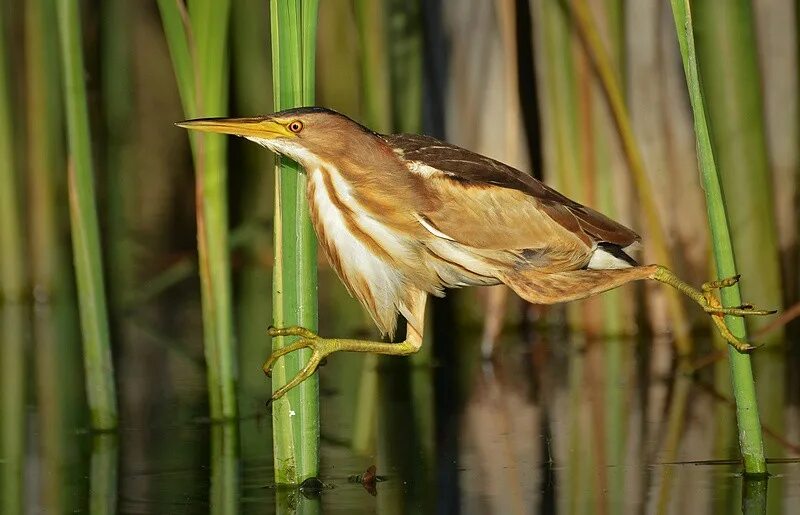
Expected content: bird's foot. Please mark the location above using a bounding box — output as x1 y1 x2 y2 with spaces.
263 325 335 405
700 274 773 316
702 274 741 291
652 267 776 352
699 278 774 352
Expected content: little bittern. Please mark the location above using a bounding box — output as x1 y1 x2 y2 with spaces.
178 107 775 402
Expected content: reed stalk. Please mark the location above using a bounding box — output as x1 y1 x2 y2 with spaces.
592 0 629 337
692 1 785 493
269 0 320 484
101 0 135 307
26 0 65 301
570 0 692 354
537 0 585 334
0 2 25 302
157 0 237 420
1 306 26 515
55 0 118 430
231 0 273 419
669 0 766 475
692 0 783 335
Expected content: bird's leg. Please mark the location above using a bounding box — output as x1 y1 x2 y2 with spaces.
650 266 776 351
264 292 427 403
503 266 775 352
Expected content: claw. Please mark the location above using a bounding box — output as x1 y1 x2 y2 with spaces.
652 267 776 353
704 306 777 317
268 325 317 339
263 325 331 403
703 274 741 291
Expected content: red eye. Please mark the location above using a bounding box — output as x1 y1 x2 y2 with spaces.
288 120 303 133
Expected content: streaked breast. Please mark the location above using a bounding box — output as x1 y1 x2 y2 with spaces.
306 166 410 335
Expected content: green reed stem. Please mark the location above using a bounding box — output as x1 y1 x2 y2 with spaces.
692 0 783 335
0 3 25 302
157 0 237 420
669 0 766 475
26 0 65 300
55 0 118 430
270 0 320 484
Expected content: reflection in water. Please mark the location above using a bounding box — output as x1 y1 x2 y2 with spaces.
211 423 239 515
743 476 768 515
5 294 800 514
90 434 118 515
1 305 26 515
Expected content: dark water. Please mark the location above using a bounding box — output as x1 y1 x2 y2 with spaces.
2 295 799 514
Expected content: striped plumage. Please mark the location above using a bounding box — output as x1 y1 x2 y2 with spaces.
273 108 642 337
178 107 774 402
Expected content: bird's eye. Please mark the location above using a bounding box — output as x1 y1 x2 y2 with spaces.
288 120 303 133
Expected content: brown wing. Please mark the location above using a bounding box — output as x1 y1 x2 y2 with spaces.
385 133 639 248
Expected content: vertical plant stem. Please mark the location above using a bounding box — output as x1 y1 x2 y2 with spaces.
55 0 118 430
0 0 25 302
231 0 273 419
570 0 692 354
353 0 392 133
669 0 766 475
692 0 783 334
190 0 237 422
157 0 237 420
270 0 320 484
26 0 65 301
101 0 135 308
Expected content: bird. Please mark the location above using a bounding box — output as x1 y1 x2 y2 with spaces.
178 107 775 402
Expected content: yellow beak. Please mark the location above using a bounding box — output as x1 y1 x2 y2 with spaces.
175 117 293 139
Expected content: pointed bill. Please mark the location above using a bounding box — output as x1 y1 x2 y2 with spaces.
175 117 293 139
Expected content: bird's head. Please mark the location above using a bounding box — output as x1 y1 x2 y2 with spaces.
176 107 376 168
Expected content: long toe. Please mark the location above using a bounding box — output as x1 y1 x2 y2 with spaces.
265 336 342 403
704 305 777 317
268 325 318 339
703 275 741 291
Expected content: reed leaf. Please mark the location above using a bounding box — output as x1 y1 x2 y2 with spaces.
192 0 237 421
669 0 766 475
231 0 274 417
55 0 118 430
270 0 320 484
157 0 237 420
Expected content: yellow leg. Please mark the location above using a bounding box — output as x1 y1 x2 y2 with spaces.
650 266 776 351
264 291 427 404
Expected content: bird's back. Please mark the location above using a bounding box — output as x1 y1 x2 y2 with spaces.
382 133 640 251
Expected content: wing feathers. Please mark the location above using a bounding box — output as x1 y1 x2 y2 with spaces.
385 133 639 250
